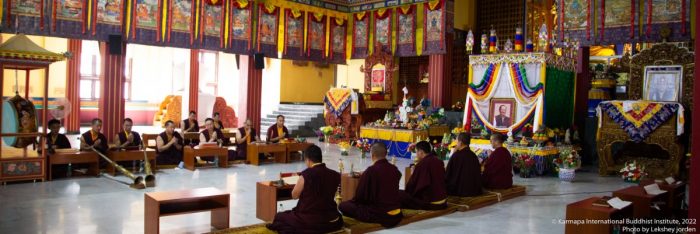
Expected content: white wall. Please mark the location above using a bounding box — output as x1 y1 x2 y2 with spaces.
335 59 365 92
261 58 281 119
217 52 241 116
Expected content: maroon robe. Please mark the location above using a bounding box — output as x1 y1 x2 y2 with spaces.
268 163 343 233
399 154 448 210
481 147 513 189
338 159 403 228
117 131 142 149
48 133 71 150
156 131 183 165
81 130 108 154
266 124 289 143
235 127 257 160
445 147 483 197
200 129 225 143
182 119 200 145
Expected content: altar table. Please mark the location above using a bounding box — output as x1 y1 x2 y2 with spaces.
359 127 429 158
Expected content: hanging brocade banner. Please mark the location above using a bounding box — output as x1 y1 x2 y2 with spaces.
51 0 88 38
561 0 594 46
306 13 326 61
3 0 48 35
166 0 195 48
373 8 392 54
329 17 346 64
423 0 445 55
91 0 124 40
282 9 304 60
599 0 637 44
642 0 690 42
199 0 225 50
351 12 369 59
396 5 416 57
256 3 278 58
128 0 162 45
228 0 252 54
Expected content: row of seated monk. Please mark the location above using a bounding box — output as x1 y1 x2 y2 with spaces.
44 112 294 167
267 133 514 233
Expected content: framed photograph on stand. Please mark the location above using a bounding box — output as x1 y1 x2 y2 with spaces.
489 98 516 128
643 65 682 102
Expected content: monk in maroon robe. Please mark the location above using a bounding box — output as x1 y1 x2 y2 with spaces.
46 119 71 152
339 142 403 228
268 145 343 233
482 133 513 189
80 118 108 154
156 120 185 168
267 115 289 143
114 118 142 150
445 133 483 197
182 111 200 145
235 120 259 160
400 141 448 210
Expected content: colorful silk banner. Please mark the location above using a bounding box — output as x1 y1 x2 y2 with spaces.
92 0 124 40
282 8 304 60
306 13 326 61
3 0 48 35
374 8 392 54
166 0 194 48
329 17 346 64
508 63 543 100
228 0 252 54
351 12 369 59
128 0 162 45
598 101 683 142
199 1 224 50
51 0 88 38
256 3 278 58
396 5 416 57
423 0 445 55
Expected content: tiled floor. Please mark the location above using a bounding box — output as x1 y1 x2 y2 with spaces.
0 127 633 234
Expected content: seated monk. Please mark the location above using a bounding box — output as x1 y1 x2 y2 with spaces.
445 133 483 197
266 115 289 143
113 118 142 150
182 111 200 145
156 120 185 168
399 141 448 210
46 119 71 152
199 118 225 163
212 112 230 145
267 145 343 233
80 118 108 155
481 133 513 190
339 142 403 228
235 119 259 160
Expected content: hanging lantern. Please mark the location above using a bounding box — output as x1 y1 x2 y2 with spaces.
514 27 523 52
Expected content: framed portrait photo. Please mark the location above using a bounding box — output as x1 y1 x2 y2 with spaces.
643 65 683 102
489 98 516 128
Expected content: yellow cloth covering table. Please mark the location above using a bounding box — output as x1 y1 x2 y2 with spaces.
359 127 429 158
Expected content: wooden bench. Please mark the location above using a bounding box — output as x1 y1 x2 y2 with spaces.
145 187 230 234
183 146 229 171
48 150 100 180
106 149 157 176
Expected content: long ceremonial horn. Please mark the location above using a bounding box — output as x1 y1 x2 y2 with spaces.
143 143 155 187
91 148 146 189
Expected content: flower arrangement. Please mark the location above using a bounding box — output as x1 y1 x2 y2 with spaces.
553 150 581 170
521 124 533 138
514 154 536 178
451 101 464 111
337 142 351 156
451 127 466 135
332 125 346 140
620 161 647 183
320 126 334 136
433 135 451 160
315 130 325 142
354 138 371 158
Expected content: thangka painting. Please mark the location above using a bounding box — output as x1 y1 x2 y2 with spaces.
642 0 690 41
329 17 346 64
397 5 416 57
257 4 279 58
52 0 86 37
200 3 224 49
352 12 369 59
374 9 392 53
423 1 445 55
283 9 305 60
599 0 635 43
5 0 45 34
307 14 326 61
97 0 123 25
167 0 193 47
129 0 160 44
229 1 252 54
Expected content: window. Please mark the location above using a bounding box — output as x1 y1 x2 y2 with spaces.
124 58 132 101
80 41 100 100
199 50 219 96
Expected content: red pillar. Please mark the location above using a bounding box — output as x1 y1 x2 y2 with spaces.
64 39 82 133
574 47 591 129
97 41 126 142
689 3 699 230
188 49 200 114
237 55 262 132
428 54 446 107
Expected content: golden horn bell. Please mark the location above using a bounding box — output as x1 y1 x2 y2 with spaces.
143 144 155 187
91 148 146 189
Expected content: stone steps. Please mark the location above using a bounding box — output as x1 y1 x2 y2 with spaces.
259 104 325 138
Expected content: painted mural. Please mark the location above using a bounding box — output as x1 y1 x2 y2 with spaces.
604 0 632 27
286 15 303 48
398 13 414 44
97 0 123 24
204 5 222 36
135 0 159 28
259 13 278 44
648 0 687 23
56 0 84 20
332 24 345 53
354 18 368 47
11 0 42 15
375 17 390 45
425 6 442 41
309 20 324 50
231 6 251 40
563 0 587 29
171 0 192 32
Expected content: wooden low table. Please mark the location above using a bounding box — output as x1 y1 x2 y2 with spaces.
247 143 286 165
144 187 230 234
640 179 686 212
285 142 312 163
565 197 633 234
612 186 668 218
48 150 100 180
340 172 361 202
183 146 229 171
256 181 294 222
106 149 157 176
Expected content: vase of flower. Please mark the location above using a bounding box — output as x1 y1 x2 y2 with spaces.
519 168 532 178
558 168 576 182
515 154 536 178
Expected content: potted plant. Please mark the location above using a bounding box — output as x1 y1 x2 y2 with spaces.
553 150 581 182
620 161 647 184
514 154 536 178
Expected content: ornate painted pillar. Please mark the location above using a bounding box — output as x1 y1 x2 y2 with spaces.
97 41 126 142
188 49 200 114
237 55 262 133
64 39 82 133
